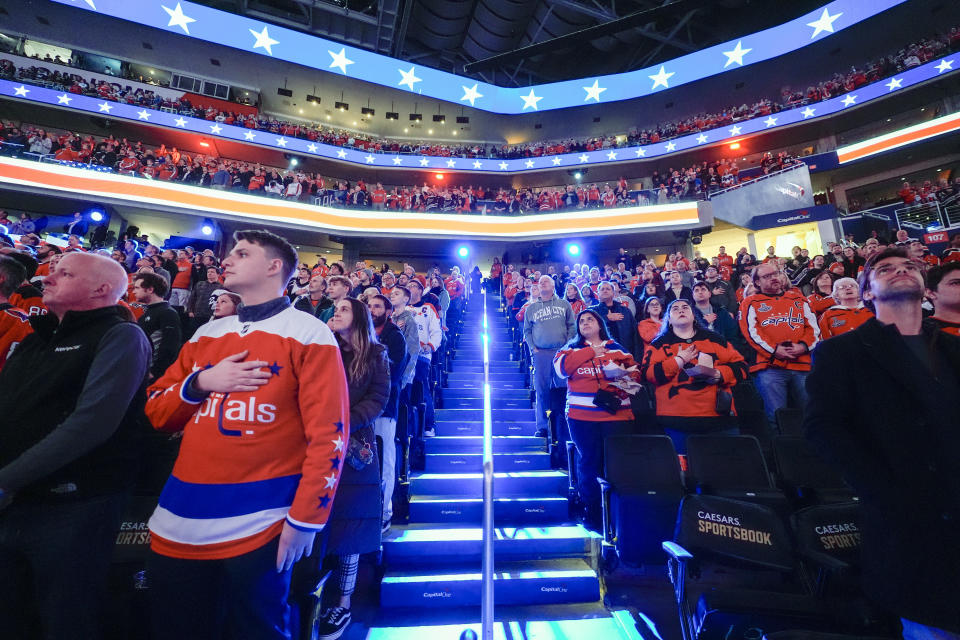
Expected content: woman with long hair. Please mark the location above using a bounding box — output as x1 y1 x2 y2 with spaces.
637 296 664 347
428 274 450 328
580 283 598 306
564 282 586 316
841 245 865 279
642 299 748 454
312 298 389 640
553 309 644 531
807 270 837 316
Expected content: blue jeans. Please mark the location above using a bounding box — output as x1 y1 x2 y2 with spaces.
754 367 809 432
533 348 563 432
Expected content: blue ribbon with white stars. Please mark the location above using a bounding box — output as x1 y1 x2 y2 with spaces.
52 0 905 114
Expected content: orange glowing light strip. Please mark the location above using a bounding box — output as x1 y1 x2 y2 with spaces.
836 110 960 164
0 157 702 239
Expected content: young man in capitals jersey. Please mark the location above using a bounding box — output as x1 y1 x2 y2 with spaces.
144 230 350 639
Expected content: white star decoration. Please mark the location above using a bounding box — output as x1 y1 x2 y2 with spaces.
276 137 288 147
162 3 195 34
472 160 482 169
81 0 96 8
525 159 535 168
419 158 430 167
98 101 112 113
578 154 589 163
606 151 617 160
307 143 318 153
324 473 337 489
722 40 752 68
885 77 903 91
328 48 353 74
764 116 778 127
634 148 646 157
461 84 483 107
552 157 562 165
398 66 421 90
174 116 187 127
249 26 278 55
332 436 344 452
57 93 72 105
13 85 28 97
244 131 256 140
801 107 816 118
807 8 842 39
446 159 456 168
583 79 606 102
393 156 403 165
841 94 857 107
696 133 708 144
210 124 223 134
936 59 954 74
136 109 150 120
337 149 348 159
520 89 542 111
498 162 508 170
728 125 742 136
365 154 375 164
665 141 676 151
648 65 674 90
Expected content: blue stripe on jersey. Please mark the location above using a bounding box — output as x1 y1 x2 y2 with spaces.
158 474 301 519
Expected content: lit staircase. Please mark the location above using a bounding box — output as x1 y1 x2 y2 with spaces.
364 290 644 638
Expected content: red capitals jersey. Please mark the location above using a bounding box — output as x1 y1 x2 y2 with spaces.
144 304 350 560
818 304 874 340
444 276 464 300
941 248 960 264
739 290 820 372
553 340 642 422
929 316 960 336
9 284 46 317
0 303 32 371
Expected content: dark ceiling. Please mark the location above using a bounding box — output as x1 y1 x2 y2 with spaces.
189 0 832 86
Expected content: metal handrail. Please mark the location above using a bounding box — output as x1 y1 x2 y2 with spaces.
480 295 494 640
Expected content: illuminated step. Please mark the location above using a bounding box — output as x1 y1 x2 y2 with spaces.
424 451 551 472
409 495 568 524
440 396 530 409
435 408 536 423
445 377 527 390
446 372 527 383
448 362 521 372
364 610 643 640
434 421 536 437
383 525 598 564
424 436 544 453
441 387 529 400
380 559 599 608
410 470 567 497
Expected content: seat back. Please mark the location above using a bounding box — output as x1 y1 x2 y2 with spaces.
773 436 852 494
675 494 794 571
775 408 804 436
687 434 773 491
791 502 862 570
604 434 683 493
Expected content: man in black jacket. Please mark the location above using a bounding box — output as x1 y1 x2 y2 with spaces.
0 252 150 639
368 294 409 533
804 247 960 637
133 271 183 381
294 273 333 319
589 280 640 359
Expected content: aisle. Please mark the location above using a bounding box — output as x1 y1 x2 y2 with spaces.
354 290 646 639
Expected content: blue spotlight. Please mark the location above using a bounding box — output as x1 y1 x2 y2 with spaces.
457 246 469 258
573 172 582 180
566 243 581 256
89 210 104 222
201 219 215 236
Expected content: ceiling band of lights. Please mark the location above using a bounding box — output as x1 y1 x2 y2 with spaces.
0 157 703 239
52 0 905 114
836 110 960 164
2 53 954 172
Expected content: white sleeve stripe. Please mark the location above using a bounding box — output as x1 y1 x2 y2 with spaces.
802 301 821 347
747 304 776 354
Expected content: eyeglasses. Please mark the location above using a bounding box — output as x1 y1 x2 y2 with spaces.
872 261 922 277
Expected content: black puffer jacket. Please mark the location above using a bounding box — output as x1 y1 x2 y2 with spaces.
324 340 389 555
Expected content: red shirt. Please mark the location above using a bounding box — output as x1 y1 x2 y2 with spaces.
172 259 192 290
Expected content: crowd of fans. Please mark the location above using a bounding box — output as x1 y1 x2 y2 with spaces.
847 174 960 212
2 23 959 160
0 121 802 215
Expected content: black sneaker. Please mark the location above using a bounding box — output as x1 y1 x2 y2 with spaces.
534 428 549 438
315 607 351 640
